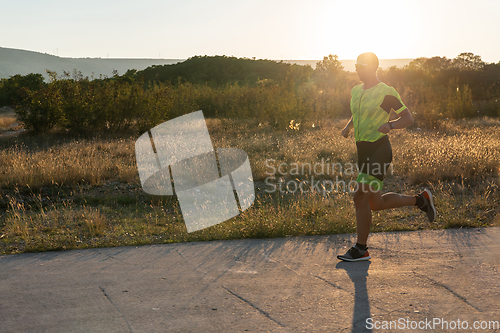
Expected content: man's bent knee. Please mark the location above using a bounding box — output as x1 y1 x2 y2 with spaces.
369 199 384 211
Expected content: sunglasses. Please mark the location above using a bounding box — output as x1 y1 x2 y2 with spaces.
355 63 369 70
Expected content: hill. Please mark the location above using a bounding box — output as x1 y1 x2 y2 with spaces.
0 47 182 80
135 55 312 86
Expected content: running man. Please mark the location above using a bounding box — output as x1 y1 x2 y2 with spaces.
337 52 436 262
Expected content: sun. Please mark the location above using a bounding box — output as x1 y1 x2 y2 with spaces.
311 0 423 60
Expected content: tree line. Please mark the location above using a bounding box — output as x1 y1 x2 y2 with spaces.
0 53 499 134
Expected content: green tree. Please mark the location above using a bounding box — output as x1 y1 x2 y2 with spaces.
0 73 45 106
453 52 485 70
313 54 345 87
408 56 451 72
15 85 64 133
315 54 344 75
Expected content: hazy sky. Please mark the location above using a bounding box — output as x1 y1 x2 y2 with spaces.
2 0 500 62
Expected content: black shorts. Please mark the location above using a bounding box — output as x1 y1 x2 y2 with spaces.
356 135 393 182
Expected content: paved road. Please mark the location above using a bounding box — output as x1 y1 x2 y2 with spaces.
1 227 499 332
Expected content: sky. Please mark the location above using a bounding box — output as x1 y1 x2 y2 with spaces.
2 0 500 63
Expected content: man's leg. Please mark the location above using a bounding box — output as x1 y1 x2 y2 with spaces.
338 183 436 261
353 183 374 245
337 182 374 261
368 188 436 222
356 186 418 244
369 192 417 212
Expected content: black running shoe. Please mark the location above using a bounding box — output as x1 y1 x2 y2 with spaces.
337 246 371 262
418 189 436 222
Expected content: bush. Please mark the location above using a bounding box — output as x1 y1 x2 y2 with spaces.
8 54 500 135
15 85 64 133
0 73 46 107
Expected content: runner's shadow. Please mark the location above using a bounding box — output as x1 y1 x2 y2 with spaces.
335 261 372 333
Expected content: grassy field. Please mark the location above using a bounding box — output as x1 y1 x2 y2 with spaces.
1 115 499 255
0 107 17 131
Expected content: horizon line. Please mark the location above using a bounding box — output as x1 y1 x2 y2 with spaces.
0 46 417 61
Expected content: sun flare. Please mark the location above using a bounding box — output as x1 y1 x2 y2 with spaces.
312 0 423 60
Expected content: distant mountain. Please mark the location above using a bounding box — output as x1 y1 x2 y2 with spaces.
0 47 183 80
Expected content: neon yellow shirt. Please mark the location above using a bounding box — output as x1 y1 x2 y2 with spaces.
350 82 407 142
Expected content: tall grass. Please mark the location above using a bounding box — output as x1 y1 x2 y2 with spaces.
0 116 17 129
1 117 498 192
392 119 500 184
0 106 17 130
0 135 138 190
1 117 499 254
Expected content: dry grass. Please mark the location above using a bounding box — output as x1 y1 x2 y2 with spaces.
206 117 500 185
0 136 138 190
0 117 499 255
0 107 17 130
0 116 17 130
392 120 500 184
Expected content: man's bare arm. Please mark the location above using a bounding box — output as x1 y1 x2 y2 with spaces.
378 109 413 134
342 116 353 138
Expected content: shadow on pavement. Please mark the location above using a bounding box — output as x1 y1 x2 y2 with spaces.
336 260 372 333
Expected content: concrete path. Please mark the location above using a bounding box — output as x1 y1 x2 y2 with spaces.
1 228 499 332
